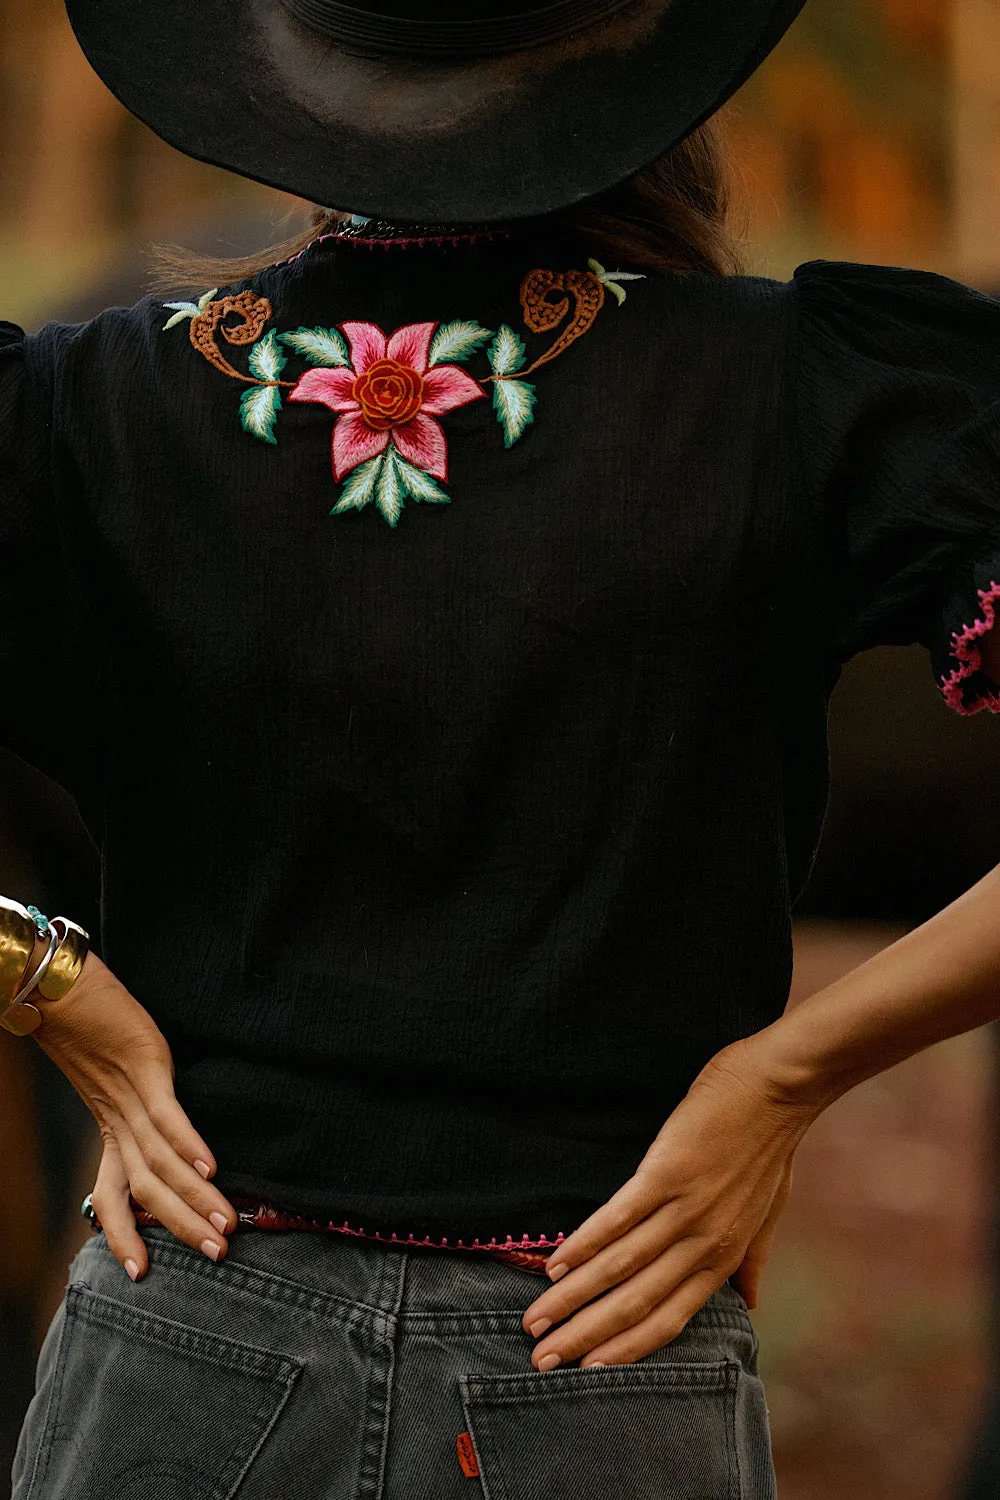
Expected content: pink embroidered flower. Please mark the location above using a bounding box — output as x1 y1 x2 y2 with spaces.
288 321 485 482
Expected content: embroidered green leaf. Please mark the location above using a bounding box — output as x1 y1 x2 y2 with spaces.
331 453 384 515
163 302 199 330
428 321 494 366
586 258 645 306
240 384 282 446
392 451 450 505
330 448 449 524
280 326 351 367
162 288 219 330
488 325 527 378
375 448 406 528
248 330 287 383
493 378 536 448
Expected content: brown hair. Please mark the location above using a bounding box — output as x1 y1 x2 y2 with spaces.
150 116 745 293
566 118 747 277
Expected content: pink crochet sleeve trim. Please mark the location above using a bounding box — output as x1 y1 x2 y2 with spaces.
939 579 1000 716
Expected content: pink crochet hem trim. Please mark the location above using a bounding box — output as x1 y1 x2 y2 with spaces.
233 1206 566 1253
131 1196 566 1255
939 579 1000 716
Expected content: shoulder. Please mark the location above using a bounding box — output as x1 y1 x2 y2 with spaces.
16 270 289 397
626 267 797 375
652 257 1000 355
790 258 1000 364
639 266 793 322
10 297 173 400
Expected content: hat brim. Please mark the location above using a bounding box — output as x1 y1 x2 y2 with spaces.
66 0 806 223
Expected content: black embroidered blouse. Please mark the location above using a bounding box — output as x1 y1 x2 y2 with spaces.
2 224 999 1254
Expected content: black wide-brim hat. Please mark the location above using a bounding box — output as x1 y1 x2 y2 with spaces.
66 0 807 223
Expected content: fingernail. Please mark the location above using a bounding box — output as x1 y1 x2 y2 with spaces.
585 1361 606 1368
194 1160 212 1180
124 1258 139 1282
201 1239 221 1261
547 1262 568 1282
209 1212 229 1235
528 1318 552 1338
537 1352 561 1372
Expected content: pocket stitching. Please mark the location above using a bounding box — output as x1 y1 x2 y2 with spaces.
225 1361 302 1500
64 1282 301 1385
459 1360 741 1500
461 1359 739 1405
22 1297 74 1500
24 1282 303 1500
96 1230 373 1329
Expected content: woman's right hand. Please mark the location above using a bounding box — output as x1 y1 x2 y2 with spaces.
27 947 236 1280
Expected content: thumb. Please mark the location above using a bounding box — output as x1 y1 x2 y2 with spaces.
732 1161 794 1310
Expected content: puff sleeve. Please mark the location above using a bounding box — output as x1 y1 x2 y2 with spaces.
793 260 1000 714
0 320 103 796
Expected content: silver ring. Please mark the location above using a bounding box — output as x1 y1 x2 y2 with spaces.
81 1192 99 1227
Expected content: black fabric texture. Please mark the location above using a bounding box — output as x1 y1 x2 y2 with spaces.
3 231 999 1244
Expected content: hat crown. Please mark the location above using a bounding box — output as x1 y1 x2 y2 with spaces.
281 0 633 58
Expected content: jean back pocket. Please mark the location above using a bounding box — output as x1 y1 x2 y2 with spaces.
21 1281 302 1500
459 1359 741 1500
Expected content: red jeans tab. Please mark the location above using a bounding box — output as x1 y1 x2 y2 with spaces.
456 1430 480 1477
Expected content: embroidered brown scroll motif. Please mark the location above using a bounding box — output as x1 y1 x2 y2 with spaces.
517 267 605 375
189 292 281 384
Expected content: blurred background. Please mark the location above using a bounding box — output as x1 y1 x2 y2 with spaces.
2 1 1000 1496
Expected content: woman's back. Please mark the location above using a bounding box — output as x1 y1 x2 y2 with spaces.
6 224 999 1247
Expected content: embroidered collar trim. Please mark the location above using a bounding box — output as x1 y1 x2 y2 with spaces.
163 258 643 527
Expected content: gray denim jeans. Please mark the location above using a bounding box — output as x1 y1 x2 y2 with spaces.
12 1222 776 1499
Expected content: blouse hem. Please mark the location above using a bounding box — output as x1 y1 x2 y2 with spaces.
129 1193 566 1258
177 1178 571 1254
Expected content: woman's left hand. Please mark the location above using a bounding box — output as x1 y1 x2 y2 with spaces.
521 1035 816 1370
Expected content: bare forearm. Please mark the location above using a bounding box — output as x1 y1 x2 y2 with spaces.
753 863 1000 1112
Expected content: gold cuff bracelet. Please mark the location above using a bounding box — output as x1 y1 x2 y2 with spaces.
0 896 40 1009
0 911 91 1036
36 917 90 1002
